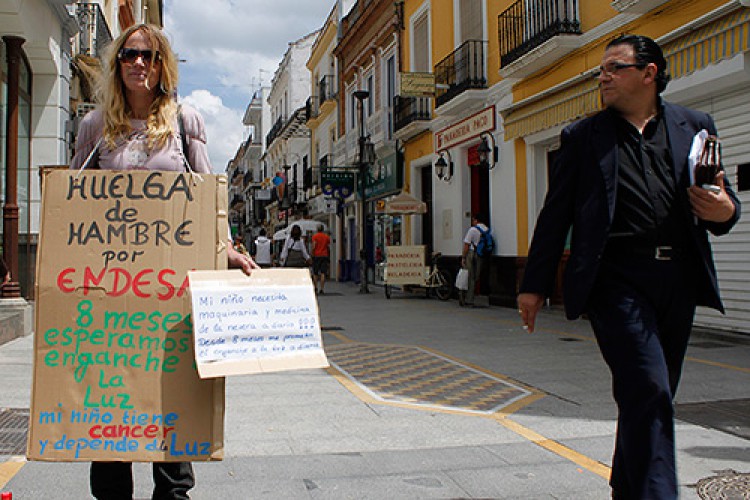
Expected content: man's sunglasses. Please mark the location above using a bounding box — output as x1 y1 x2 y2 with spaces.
117 48 161 64
593 62 646 78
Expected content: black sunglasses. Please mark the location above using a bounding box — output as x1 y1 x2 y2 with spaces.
117 48 161 64
593 62 646 78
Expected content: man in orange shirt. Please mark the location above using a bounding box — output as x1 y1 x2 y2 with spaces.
311 225 331 294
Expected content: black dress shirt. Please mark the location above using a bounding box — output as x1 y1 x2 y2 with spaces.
609 108 690 247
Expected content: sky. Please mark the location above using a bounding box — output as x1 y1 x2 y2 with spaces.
163 1 336 172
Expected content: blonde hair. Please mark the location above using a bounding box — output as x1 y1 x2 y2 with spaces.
97 24 180 149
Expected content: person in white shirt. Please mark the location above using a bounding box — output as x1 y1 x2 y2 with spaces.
252 228 273 268
460 213 489 307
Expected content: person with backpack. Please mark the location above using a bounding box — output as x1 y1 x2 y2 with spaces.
460 213 493 307
280 224 312 268
252 228 273 268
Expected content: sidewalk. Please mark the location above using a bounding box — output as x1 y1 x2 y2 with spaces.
1 281 748 498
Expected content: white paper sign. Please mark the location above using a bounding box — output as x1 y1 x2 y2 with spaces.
188 269 329 378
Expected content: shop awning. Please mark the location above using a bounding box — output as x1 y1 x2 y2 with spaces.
384 191 427 215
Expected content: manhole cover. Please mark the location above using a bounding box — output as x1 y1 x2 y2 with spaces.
0 407 29 455
695 469 750 499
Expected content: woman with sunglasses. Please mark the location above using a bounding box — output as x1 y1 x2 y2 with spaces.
70 24 257 500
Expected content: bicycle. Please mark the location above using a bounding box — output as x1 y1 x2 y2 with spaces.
384 251 452 301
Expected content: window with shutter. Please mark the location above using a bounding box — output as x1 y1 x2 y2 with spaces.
460 0 483 42
413 11 429 72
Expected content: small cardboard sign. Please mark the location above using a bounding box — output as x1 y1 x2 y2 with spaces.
188 269 328 378
29 170 227 462
385 245 426 285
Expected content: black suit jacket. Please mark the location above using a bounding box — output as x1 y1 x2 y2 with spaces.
520 101 741 320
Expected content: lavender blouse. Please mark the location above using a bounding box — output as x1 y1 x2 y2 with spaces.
70 104 212 174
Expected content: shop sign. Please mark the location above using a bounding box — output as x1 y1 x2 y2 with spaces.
385 245 426 285
320 168 355 198
400 72 435 97
364 152 399 199
434 106 495 151
255 189 272 200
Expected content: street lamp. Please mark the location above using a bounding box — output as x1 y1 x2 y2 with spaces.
477 133 499 170
434 150 454 182
354 89 375 293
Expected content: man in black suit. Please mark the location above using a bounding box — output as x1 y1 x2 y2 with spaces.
518 35 740 499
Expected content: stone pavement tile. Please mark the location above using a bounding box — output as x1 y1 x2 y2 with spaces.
5 461 92 499
484 440 573 466
556 435 615 468
196 453 373 480
357 445 509 475
445 463 610 499
675 421 750 484
307 471 467 500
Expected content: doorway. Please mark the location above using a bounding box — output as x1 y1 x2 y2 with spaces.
419 165 434 254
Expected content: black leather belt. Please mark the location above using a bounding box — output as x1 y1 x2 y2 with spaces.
604 243 684 261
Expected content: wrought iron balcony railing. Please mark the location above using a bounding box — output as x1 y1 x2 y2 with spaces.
434 40 487 108
318 75 337 103
393 96 431 132
75 2 113 58
305 96 318 121
498 0 581 67
265 115 286 148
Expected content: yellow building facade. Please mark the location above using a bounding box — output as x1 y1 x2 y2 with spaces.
395 0 749 318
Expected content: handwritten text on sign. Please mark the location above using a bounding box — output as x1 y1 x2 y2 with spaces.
30 170 225 462
188 269 329 378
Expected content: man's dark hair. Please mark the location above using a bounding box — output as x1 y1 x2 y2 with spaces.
473 213 488 225
607 34 671 93
259 228 266 236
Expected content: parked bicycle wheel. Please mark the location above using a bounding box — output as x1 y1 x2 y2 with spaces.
435 270 451 300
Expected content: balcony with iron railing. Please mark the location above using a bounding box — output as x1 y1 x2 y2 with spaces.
498 0 581 68
393 96 431 139
265 115 286 149
305 96 318 122
318 75 337 103
434 40 487 108
75 2 112 58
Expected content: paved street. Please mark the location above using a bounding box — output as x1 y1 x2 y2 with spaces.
1 281 749 499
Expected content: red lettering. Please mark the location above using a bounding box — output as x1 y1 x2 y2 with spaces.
157 269 176 300
55 267 180 301
144 424 159 438
110 268 131 297
89 424 102 439
83 266 107 294
132 269 153 299
176 275 190 298
57 268 76 292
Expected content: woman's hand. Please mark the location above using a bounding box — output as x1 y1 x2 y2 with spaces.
227 245 259 275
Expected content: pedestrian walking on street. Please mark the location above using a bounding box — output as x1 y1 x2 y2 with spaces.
459 213 492 307
253 228 273 268
70 23 257 500
517 35 740 499
311 225 331 294
281 224 312 268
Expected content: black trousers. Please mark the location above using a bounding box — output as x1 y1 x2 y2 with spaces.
90 461 194 500
586 254 697 500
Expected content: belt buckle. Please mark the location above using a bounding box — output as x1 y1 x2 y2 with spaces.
655 246 673 261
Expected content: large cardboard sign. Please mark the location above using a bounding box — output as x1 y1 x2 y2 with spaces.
385 245 426 285
28 170 227 462
188 269 328 378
